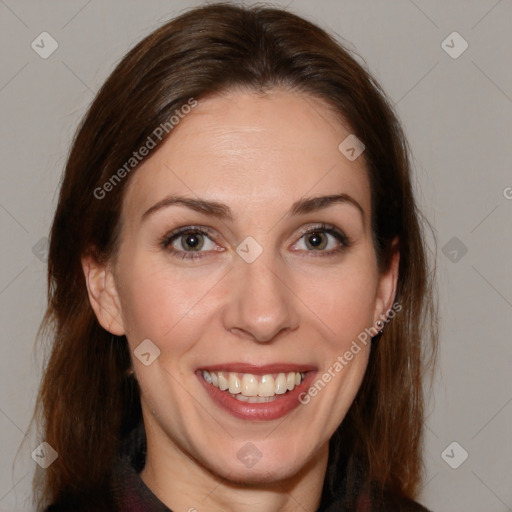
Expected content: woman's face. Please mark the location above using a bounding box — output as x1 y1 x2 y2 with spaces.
86 89 397 485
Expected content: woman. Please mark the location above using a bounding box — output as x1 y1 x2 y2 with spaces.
34 3 437 511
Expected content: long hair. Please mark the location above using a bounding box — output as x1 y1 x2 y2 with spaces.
33 2 437 508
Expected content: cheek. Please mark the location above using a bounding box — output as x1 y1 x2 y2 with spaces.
116 254 225 352
295 259 379 345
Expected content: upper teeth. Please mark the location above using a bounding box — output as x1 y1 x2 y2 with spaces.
202 370 306 398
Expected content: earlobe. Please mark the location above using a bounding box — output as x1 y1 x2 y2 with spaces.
81 254 125 336
373 240 400 324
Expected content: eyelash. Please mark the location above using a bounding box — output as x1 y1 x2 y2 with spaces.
159 223 351 261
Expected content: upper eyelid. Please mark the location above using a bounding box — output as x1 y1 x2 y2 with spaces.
295 222 343 236
162 225 215 242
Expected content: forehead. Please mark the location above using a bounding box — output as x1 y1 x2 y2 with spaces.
122 89 370 225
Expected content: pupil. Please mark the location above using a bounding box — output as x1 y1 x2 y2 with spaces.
184 233 202 250
308 232 325 249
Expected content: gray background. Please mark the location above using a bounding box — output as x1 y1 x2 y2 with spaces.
1 0 511 510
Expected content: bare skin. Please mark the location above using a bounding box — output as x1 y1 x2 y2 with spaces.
83 88 398 512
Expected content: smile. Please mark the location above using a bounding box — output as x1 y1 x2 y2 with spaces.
202 370 307 402
197 364 316 421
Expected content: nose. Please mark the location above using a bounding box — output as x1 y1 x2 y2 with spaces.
222 249 299 343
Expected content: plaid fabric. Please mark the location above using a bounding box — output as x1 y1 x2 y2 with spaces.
109 421 171 511
112 455 171 512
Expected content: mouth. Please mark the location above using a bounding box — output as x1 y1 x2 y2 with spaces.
196 363 316 421
202 370 307 403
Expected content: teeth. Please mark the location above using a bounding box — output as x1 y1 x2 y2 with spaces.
234 394 277 403
241 374 259 396
202 370 306 398
286 372 295 391
228 373 241 394
259 375 275 397
218 372 229 391
275 373 287 394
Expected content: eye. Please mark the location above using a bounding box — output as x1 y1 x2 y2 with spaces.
160 226 220 260
291 223 350 256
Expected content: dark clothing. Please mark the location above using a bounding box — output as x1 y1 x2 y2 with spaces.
47 424 432 512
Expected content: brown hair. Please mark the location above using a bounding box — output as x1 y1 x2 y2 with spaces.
34 2 437 509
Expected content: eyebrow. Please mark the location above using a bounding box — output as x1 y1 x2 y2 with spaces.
141 193 364 222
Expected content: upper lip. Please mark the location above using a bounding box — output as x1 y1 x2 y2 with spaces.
198 362 317 374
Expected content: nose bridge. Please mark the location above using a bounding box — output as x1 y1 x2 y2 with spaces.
223 244 298 342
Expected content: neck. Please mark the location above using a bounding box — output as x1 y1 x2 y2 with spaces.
139 421 329 512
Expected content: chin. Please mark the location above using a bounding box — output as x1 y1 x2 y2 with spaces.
199 443 311 485
214 460 302 486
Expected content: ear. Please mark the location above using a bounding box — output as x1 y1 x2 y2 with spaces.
372 238 400 325
81 253 125 336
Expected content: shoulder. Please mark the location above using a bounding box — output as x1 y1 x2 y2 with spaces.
45 503 115 512
43 491 116 512
324 493 432 512
367 491 432 512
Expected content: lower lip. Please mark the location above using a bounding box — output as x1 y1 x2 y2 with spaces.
197 371 317 421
